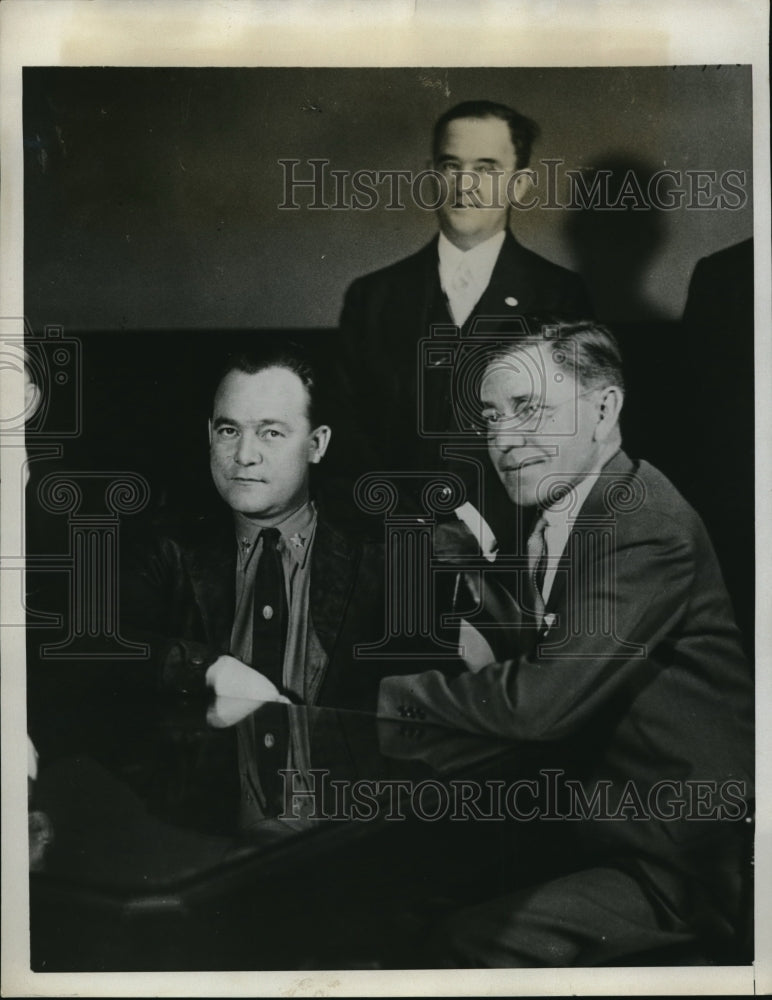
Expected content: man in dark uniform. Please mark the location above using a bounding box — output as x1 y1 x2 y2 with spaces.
119 345 419 711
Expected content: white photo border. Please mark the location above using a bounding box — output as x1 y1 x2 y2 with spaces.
1 1 769 996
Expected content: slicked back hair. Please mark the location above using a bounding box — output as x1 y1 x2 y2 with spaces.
486 320 626 394
432 100 541 170
213 343 322 427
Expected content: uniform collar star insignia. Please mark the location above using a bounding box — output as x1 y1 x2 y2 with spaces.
289 532 306 549
239 536 253 552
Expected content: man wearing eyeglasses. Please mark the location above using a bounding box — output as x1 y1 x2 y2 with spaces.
378 321 754 967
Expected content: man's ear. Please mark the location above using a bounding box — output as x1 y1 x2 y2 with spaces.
207 418 213 446
594 386 624 442
509 169 536 208
24 378 41 422
308 425 331 464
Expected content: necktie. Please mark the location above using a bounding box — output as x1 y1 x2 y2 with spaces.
451 257 473 292
526 512 548 624
251 527 288 688
252 701 291 817
447 258 477 326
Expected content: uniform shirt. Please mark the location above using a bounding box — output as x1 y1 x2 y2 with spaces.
230 500 326 703
236 704 320 831
438 229 507 326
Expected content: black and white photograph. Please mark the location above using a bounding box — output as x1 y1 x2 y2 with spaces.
1 1 769 996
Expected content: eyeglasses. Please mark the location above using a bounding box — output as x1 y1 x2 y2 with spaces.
479 389 598 436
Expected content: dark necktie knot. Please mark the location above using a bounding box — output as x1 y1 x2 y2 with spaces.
260 526 281 550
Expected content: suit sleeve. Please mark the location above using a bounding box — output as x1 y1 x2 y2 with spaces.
378 511 697 740
120 528 217 696
329 277 390 473
330 275 420 506
337 277 378 433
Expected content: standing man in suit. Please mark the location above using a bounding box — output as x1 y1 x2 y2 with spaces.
681 238 754 649
121 344 404 711
378 322 754 965
337 101 591 543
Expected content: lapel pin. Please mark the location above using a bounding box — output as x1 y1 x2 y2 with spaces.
505 296 519 307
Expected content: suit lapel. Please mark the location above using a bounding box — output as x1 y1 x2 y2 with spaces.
185 515 361 696
545 451 635 615
394 236 449 350
411 237 458 441
185 515 236 651
417 236 450 331
464 231 532 331
309 519 361 663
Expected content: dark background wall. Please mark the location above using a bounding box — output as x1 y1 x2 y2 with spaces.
24 66 752 332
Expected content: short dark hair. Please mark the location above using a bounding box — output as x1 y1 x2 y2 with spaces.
487 320 626 393
432 100 540 170
213 342 323 427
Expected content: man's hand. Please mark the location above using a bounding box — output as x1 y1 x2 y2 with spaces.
207 696 266 729
434 515 483 565
205 655 291 703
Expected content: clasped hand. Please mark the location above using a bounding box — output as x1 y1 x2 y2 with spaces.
205 654 290 703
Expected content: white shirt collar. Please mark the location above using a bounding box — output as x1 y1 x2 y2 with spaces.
233 500 316 569
437 229 506 288
541 467 601 530
538 445 619 605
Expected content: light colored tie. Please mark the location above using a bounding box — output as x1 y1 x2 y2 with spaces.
526 512 548 624
450 256 473 291
447 258 477 326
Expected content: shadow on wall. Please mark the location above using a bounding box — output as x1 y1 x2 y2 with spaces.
563 156 669 324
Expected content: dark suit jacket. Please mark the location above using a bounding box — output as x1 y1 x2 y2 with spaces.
379 451 754 927
341 229 592 350
120 510 416 711
334 232 593 542
379 451 752 759
681 237 754 648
